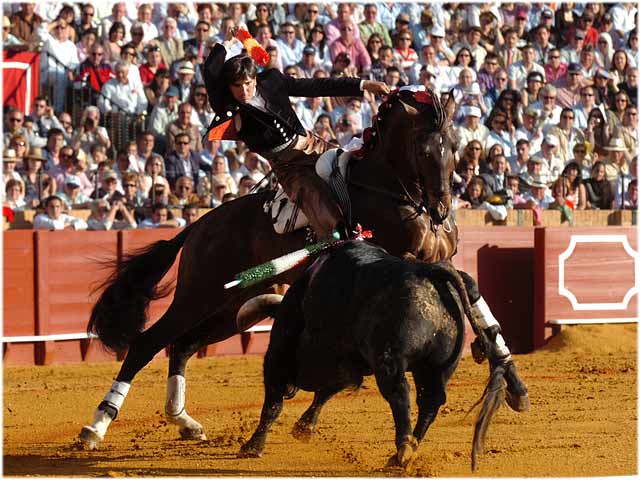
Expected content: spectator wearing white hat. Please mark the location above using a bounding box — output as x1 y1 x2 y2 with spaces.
57 175 91 209
530 134 564 182
428 24 455 65
603 137 630 182
458 105 489 156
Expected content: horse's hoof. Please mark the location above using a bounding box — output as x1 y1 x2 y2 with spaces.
291 421 314 442
397 436 419 468
238 442 263 458
79 426 103 450
506 390 530 412
471 338 486 364
179 427 207 441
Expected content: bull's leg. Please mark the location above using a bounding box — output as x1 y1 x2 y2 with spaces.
165 313 240 440
374 365 417 468
291 386 342 441
238 382 287 458
458 270 530 412
411 369 448 442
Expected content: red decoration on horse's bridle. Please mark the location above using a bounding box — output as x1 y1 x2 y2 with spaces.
414 90 433 104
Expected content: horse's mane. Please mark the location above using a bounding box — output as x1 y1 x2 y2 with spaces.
361 86 448 153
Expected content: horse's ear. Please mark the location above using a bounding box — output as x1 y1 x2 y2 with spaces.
444 89 456 122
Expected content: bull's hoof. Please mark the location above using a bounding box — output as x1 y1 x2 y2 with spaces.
238 440 264 458
179 426 207 441
396 436 419 468
471 338 487 364
283 384 299 400
79 426 103 450
291 421 314 441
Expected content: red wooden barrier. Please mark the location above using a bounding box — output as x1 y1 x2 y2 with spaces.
454 227 536 353
3 231 36 364
34 231 119 364
533 227 639 349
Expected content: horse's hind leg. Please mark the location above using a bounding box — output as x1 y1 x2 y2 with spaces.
374 362 416 468
80 303 193 449
165 312 238 440
291 386 342 441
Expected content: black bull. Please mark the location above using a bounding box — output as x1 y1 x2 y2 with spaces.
240 241 503 471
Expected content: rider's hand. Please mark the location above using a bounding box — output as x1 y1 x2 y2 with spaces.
363 80 391 97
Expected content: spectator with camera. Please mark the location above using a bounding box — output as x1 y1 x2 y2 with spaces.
87 198 137 230
71 106 111 162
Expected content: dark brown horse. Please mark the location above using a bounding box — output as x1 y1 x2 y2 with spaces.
79 87 460 448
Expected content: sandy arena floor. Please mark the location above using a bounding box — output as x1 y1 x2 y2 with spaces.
3 323 637 477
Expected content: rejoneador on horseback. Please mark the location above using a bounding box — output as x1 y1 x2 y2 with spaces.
79 29 528 449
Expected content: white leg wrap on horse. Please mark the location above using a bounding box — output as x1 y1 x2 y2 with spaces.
103 381 131 411
89 407 114 439
472 297 511 359
165 375 186 417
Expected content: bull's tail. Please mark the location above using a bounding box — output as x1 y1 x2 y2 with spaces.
470 363 505 472
88 225 194 353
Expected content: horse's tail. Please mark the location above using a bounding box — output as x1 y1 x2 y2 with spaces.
88 225 194 353
470 364 505 472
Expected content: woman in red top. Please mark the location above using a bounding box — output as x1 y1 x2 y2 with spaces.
393 29 417 77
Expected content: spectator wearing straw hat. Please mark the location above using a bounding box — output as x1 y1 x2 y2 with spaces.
174 60 196 103
22 148 55 209
3 149 22 186
531 133 563 183
3 16 26 53
34 195 88 231
603 137 630 182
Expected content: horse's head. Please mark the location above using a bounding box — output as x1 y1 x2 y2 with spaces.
393 88 458 224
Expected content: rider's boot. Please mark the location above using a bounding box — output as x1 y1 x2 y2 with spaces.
471 297 530 413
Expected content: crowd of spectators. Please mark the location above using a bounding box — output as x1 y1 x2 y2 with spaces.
2 2 638 231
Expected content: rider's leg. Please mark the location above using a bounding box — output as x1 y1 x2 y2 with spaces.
458 270 530 412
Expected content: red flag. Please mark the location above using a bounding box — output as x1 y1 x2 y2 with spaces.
2 51 40 113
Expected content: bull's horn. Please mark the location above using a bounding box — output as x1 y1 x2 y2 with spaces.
236 294 283 332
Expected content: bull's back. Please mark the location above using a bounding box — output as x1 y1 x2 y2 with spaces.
295 242 463 388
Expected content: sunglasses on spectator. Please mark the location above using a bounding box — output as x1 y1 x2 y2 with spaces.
574 149 586 154
123 50 135 56
308 9 318 13
9 117 23 122
91 52 104 56
400 37 411 40
470 147 481 151
626 111 638 116
496 76 507 81
178 185 191 190
197 27 209 32
341 27 353 31
61 152 74 158
616 98 628 103
82 11 94 16
14 141 26 147
493 118 506 124
562 115 574 119
543 95 556 100
549 55 560 59
581 92 595 96
132 31 143 35
370 39 382 43
123 183 136 188
458 53 470 57
282 30 295 34
176 141 190 145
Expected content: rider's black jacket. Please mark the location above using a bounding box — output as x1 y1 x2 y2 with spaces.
203 43 363 152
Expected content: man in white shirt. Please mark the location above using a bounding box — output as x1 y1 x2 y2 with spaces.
516 107 544 154
276 22 304 67
99 61 148 115
530 84 563 130
33 195 88 230
508 43 545 91
530 133 563 182
148 86 180 140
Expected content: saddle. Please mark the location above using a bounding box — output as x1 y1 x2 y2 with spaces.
264 148 352 235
